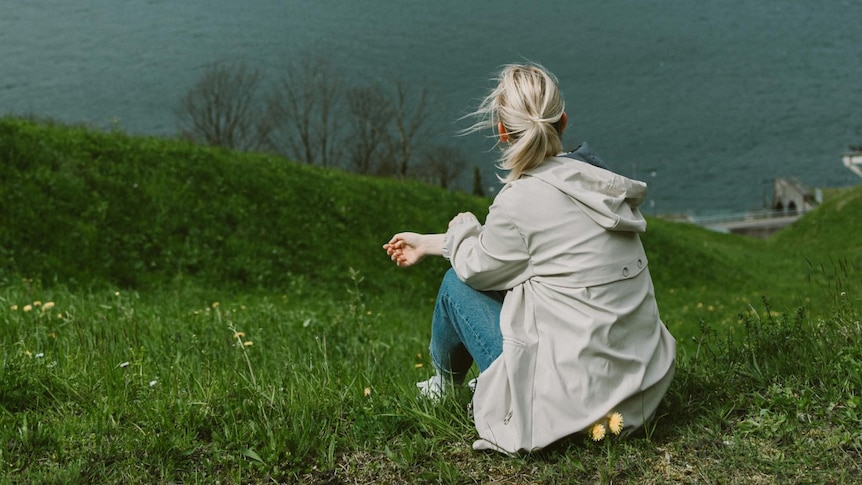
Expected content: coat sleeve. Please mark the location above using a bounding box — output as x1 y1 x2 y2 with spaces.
442 194 531 291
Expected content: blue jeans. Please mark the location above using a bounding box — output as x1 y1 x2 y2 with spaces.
429 269 504 383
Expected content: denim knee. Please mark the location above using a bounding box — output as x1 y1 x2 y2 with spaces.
441 268 467 294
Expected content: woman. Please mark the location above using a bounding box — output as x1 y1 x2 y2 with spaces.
383 63 675 454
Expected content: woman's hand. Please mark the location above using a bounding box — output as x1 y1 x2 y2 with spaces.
383 232 426 268
384 233 446 268
449 212 478 228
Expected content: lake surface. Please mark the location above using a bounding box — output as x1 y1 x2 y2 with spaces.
2 0 861 215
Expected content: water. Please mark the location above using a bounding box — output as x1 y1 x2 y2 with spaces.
2 0 861 215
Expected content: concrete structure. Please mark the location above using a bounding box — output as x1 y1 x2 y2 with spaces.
771 177 821 216
686 151 862 238
693 177 820 239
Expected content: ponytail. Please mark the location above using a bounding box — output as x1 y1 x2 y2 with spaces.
463 63 565 181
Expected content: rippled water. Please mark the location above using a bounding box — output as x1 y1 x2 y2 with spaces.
2 0 860 214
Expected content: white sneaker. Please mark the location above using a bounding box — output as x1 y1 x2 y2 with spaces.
416 374 446 400
417 373 475 400
467 377 478 392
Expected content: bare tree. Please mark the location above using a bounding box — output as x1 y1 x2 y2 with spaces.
176 62 268 152
471 165 485 197
345 85 393 174
342 79 435 179
418 145 468 190
176 57 437 178
386 80 432 178
265 56 344 167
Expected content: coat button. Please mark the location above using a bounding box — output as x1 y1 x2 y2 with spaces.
622 267 629 277
637 259 643 268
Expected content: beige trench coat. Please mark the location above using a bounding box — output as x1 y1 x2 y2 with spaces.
443 155 676 454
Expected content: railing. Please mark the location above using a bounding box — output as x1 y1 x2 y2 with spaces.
688 208 810 229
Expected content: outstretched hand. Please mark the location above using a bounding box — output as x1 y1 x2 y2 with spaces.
383 232 426 268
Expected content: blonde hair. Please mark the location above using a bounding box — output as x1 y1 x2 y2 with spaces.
464 63 565 181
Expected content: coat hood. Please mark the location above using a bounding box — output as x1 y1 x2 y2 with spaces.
523 145 648 232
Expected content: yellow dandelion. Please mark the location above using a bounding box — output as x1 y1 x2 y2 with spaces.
233 331 246 339
608 412 624 435
47 332 57 339
212 302 220 308
243 341 253 347
33 301 42 307
590 422 607 441
10 305 18 311
363 387 372 397
23 305 32 312
414 363 423 368
114 291 120 297
42 302 55 311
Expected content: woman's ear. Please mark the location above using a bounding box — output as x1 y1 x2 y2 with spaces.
497 121 510 143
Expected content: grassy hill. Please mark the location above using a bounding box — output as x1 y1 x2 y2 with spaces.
1 118 861 483
3 117 858 340
0 117 484 295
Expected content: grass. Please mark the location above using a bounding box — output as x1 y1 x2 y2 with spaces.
2 269 860 483
1 118 861 483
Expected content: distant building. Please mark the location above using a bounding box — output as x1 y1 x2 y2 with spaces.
771 177 820 216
